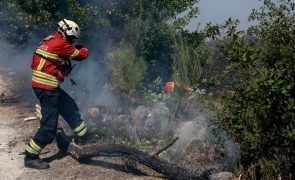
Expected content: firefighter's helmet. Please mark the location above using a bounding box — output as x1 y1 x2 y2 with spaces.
57 19 81 41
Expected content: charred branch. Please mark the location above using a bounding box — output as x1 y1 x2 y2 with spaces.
68 142 206 180
153 137 180 156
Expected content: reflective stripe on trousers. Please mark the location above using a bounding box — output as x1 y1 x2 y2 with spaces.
25 139 42 155
74 121 87 137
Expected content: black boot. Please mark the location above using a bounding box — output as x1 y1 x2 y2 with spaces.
24 157 50 169
56 129 71 153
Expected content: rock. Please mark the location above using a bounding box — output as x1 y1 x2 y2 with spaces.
169 120 209 159
117 114 130 124
129 103 171 138
87 107 101 120
131 106 150 128
145 102 170 135
209 171 235 180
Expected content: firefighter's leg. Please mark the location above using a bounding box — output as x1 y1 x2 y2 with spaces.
58 88 90 144
24 88 60 169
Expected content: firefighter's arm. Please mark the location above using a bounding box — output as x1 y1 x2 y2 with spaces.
58 41 89 61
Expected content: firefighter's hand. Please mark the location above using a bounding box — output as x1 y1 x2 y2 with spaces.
82 48 88 54
80 48 89 59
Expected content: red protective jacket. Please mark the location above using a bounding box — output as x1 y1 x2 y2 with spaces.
31 32 88 90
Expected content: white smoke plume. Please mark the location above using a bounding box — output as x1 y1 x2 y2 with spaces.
0 41 35 99
167 111 239 171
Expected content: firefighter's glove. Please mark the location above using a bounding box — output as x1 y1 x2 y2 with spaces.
60 63 73 77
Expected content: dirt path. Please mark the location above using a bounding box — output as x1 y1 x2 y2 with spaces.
0 70 164 180
0 69 30 179
0 105 27 179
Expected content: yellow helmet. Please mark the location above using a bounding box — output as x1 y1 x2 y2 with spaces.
57 19 81 39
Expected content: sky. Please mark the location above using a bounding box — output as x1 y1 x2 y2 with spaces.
187 0 264 30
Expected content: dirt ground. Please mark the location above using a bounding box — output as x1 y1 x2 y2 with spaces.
0 70 165 180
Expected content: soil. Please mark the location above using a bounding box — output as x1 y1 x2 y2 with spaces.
0 70 165 180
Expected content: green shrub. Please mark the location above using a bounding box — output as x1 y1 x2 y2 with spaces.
115 137 147 151
107 41 147 98
172 34 212 93
219 1 295 178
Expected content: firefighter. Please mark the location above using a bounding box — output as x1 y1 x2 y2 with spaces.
24 19 89 169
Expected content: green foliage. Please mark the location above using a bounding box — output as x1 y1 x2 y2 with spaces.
94 0 202 83
172 34 199 91
107 41 147 98
66 0 96 42
0 0 96 44
141 77 166 103
172 33 212 93
115 137 147 151
137 23 175 81
159 0 199 18
219 0 295 178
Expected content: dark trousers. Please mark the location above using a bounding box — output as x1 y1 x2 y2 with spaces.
32 87 83 148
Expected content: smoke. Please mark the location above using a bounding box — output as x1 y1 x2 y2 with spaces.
219 130 239 171
61 55 119 110
0 41 36 99
167 111 239 171
129 101 239 171
0 41 33 71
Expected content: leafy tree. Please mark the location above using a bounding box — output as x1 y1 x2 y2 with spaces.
219 0 295 178
0 0 95 44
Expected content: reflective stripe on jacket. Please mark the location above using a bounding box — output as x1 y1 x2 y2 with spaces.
31 32 88 90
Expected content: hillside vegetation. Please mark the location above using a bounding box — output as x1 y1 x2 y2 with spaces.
0 0 294 179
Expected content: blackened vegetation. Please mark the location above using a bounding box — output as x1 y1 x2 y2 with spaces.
68 142 207 180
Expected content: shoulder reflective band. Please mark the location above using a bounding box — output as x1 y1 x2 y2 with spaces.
69 49 79 59
36 49 61 61
74 121 87 137
25 139 42 155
